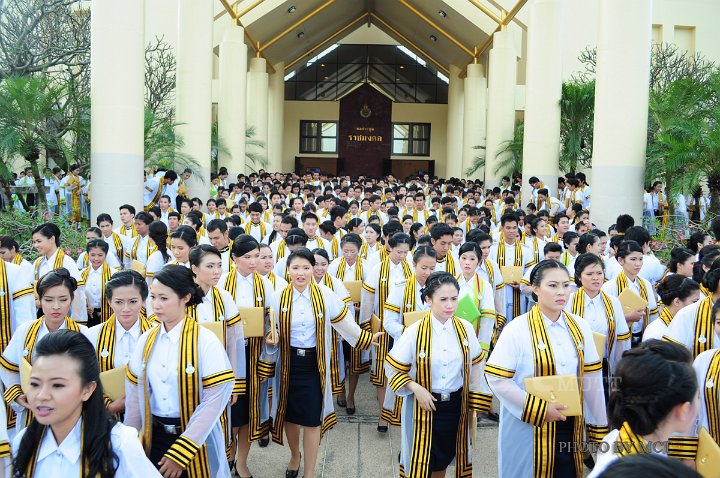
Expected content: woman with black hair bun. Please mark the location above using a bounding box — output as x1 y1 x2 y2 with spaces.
385 271 492 478
601 240 659 346
269 248 380 478
643 275 699 342
0 268 88 437
588 340 698 477
567 253 631 399
145 221 173 286
84 270 154 416
664 264 720 358
486 259 607 478
12 330 160 477
168 226 199 267
125 265 234 478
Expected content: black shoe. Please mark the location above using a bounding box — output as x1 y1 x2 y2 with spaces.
336 397 347 408
346 406 356 415
286 454 301 478
485 412 499 422
258 437 269 448
377 425 388 433
584 455 595 470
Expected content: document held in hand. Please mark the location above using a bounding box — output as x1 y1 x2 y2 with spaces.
100 367 126 401
238 307 265 337
593 332 606 357
617 288 648 315
21 358 31 394
131 260 146 277
456 294 481 328
697 428 720 477
344 280 362 304
403 310 427 328
500 266 523 284
200 321 226 346
524 374 582 417
371 314 381 334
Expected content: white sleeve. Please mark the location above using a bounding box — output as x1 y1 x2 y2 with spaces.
113 424 162 477
485 321 527 421
382 284 404 341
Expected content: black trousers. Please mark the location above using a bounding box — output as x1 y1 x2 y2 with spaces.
89 308 102 328
554 418 577 477
150 416 189 478
428 389 462 472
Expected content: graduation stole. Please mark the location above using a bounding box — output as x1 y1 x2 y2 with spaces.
12 254 22 265
95 315 152 371
571 289 616 358
131 236 155 261
658 306 674 326
24 317 81 362
701 284 712 298
110 233 124 260
526 306 588 478
615 421 649 457
401 275 419 318
359 241 380 259
81 263 114 322
0 261 11 350
560 251 575 267
530 236 541 265
34 248 65 282
217 244 234 271
26 425 93 477
222 271 269 439
436 252 456 276
186 287 226 329
276 240 288 260
273 283 333 442
616 272 650 329
497 241 523 318
412 208 429 223
703 350 720 443
266 271 277 288
140 319 213 476
120 223 138 237
335 257 364 281
249 221 267 239
692 296 715 357
308 236 325 250
409 314 472 478
330 236 339 258
144 181 163 211
483 259 496 286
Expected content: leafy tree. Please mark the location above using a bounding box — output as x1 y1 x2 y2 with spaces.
559 80 595 173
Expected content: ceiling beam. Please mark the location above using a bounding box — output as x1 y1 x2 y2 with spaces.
397 0 474 58
370 12 450 76
466 0 502 24
214 0 265 21
259 0 336 53
284 13 369 72
483 0 527 29
217 0 275 73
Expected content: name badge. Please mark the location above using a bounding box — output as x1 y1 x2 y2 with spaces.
185 364 195 374
100 349 109 358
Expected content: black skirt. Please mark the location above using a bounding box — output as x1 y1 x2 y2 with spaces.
150 416 189 478
428 389 462 472
89 308 102 328
231 342 252 427
553 417 577 477
285 347 322 427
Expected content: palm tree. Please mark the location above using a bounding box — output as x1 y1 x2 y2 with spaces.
0 75 68 211
244 125 267 173
560 81 595 173
465 122 524 178
144 107 202 175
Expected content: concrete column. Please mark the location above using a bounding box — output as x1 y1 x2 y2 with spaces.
175 0 212 200
90 0 145 220
267 62 285 173
462 63 487 180
445 65 464 178
247 57 269 173
484 30 517 189
591 0 652 229
218 23 248 175
521 0 562 203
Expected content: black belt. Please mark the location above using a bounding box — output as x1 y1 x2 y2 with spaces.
431 388 462 402
291 346 316 357
152 415 182 435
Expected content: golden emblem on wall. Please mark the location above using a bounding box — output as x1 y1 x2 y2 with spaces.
359 103 372 118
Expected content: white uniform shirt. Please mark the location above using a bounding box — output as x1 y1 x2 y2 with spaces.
85 318 143 368
288 285 347 348
196 287 239 322
12 419 160 477
664 299 719 352
427 314 465 393
84 266 103 309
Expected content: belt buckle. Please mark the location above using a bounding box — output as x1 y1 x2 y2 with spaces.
297 349 306 357
162 423 178 435
440 392 450 402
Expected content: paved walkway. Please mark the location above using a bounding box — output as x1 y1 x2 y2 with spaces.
247 379 500 477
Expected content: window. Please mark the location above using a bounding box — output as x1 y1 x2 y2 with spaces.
392 123 430 156
300 121 338 153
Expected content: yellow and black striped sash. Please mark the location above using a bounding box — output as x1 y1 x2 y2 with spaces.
273 282 329 443
111 233 124 261
616 272 650 329
693 296 714 358
615 421 648 457
401 276 419 319
12 254 22 265
336 257 364 281
24 317 80 363
34 249 65 282
436 252 456 276
81 263 114 322
0 261 11 350
659 306 673 327
26 425 94 477
704 350 720 443
571 289 616 357
276 240 288 260
96 315 152 372
527 306 586 478
497 241 523 318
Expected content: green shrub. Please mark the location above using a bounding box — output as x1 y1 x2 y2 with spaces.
0 209 86 262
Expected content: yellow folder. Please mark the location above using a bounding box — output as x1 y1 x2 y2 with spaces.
403 310 427 328
269 308 277 343
697 428 720 477
593 332 606 357
524 374 582 417
131 260 146 277
617 288 648 315
371 314 382 335
200 321 226 346
20 358 31 394
500 266 523 284
238 307 265 337
344 280 362 304
100 367 126 401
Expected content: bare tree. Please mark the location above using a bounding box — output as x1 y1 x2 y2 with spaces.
0 0 90 79
145 36 176 123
